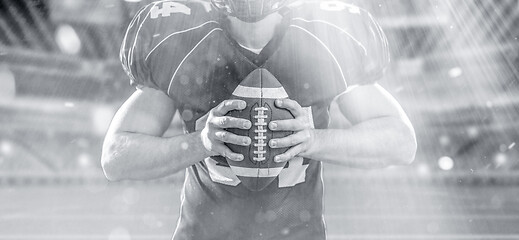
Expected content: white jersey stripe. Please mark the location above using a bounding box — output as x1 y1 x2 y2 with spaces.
289 24 347 87
230 165 284 178
167 28 223 96
145 21 219 61
232 85 289 99
292 18 368 56
128 1 169 69
122 6 149 81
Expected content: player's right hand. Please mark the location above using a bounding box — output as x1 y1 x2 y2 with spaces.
201 100 252 161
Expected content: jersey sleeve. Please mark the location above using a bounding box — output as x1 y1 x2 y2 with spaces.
119 4 159 90
347 8 390 86
290 2 391 88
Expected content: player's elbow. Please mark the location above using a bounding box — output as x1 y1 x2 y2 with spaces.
101 153 122 182
391 120 417 166
101 138 126 182
101 157 122 182
396 138 417 166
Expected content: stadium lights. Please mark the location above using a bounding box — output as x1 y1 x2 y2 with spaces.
417 163 430 176
92 106 116 136
494 152 507 168
438 156 454 171
0 65 16 99
448 67 463 78
439 135 451 147
108 227 131 240
466 126 479 139
55 24 82 55
77 153 91 168
0 141 13 156
64 102 75 108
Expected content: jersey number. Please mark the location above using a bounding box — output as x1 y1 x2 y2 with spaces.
320 1 360 14
150 2 191 19
205 156 308 188
320 1 348 11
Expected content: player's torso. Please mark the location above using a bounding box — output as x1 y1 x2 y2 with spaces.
142 0 370 129
136 1 371 239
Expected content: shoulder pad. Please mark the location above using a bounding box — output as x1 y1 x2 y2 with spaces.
287 0 371 28
287 1 390 85
120 0 220 92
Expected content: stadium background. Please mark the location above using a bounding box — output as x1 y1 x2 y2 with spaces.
0 0 518 239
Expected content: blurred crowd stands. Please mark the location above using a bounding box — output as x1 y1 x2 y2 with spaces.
0 0 518 185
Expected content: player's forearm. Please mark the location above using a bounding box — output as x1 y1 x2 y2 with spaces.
101 131 210 181
302 117 416 168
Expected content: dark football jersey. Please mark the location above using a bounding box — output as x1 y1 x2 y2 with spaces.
120 1 389 239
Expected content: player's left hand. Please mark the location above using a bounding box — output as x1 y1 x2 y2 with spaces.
268 98 315 163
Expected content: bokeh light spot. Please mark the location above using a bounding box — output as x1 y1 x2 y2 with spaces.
77 153 91 168
181 142 189 150
438 156 454 171
0 141 13 155
93 106 115 136
64 102 75 108
122 187 140 205
108 227 131 240
417 163 430 176
55 24 81 55
466 126 479 138
439 135 450 146
448 67 463 78
0 64 16 99
494 153 507 168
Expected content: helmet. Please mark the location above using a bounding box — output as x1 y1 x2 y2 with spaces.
211 0 289 22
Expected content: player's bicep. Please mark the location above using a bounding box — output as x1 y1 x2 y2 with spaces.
107 86 176 137
336 83 410 126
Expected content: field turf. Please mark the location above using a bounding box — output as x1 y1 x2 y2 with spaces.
1 178 519 239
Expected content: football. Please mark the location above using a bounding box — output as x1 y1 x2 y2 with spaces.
225 68 294 191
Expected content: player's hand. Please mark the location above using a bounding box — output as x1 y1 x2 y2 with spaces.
268 99 315 163
201 100 252 161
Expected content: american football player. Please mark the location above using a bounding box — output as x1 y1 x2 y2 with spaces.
101 0 417 239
